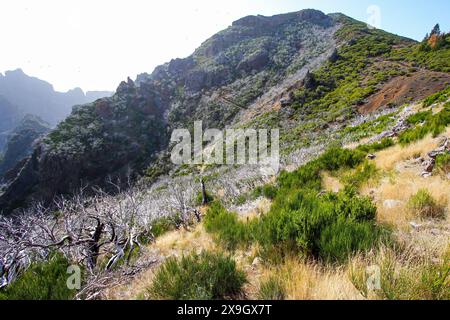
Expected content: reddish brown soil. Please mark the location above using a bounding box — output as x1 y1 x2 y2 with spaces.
358 70 450 114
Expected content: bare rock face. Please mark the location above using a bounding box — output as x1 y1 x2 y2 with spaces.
237 50 270 73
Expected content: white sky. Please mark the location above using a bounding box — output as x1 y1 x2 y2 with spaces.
0 0 447 92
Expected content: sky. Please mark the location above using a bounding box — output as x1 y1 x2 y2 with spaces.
0 0 449 92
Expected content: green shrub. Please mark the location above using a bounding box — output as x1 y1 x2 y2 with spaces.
399 104 450 146
342 161 379 189
0 254 78 300
435 152 450 175
317 219 388 264
257 276 286 300
423 86 450 107
204 202 252 250
278 147 365 191
407 189 446 219
151 216 179 238
253 184 278 200
148 251 246 300
195 190 214 206
357 138 395 154
205 148 385 264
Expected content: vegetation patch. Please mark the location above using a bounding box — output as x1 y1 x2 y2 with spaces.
407 189 446 219
205 147 390 264
0 254 79 300
257 276 286 300
399 103 450 145
148 251 246 300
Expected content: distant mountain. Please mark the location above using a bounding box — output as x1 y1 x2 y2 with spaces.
0 69 113 126
0 114 51 179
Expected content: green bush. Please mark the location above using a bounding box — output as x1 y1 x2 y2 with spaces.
257 276 286 300
253 184 278 200
205 148 385 264
435 152 450 175
205 187 384 264
278 147 365 191
423 86 450 107
399 104 450 146
357 138 395 154
342 161 379 189
0 254 78 300
317 219 388 264
407 189 446 219
195 190 214 206
148 251 246 300
204 202 252 250
151 216 179 238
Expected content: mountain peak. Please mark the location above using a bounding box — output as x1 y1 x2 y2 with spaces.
232 9 332 29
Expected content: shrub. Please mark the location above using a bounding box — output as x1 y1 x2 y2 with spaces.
423 86 450 107
195 190 214 206
253 184 278 200
399 104 450 146
408 189 446 219
317 219 388 264
151 216 179 238
435 152 450 175
0 254 78 300
357 138 395 154
205 148 385 264
148 251 246 300
342 161 379 189
204 202 252 250
257 276 286 300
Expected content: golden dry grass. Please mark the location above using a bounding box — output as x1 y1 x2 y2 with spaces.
362 130 450 230
374 128 450 171
255 257 364 300
322 172 343 193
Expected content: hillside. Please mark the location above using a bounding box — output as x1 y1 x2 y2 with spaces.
0 115 51 180
0 95 21 153
0 9 449 301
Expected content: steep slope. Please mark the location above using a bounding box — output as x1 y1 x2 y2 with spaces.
0 69 113 126
0 115 51 180
0 95 22 153
1 10 449 214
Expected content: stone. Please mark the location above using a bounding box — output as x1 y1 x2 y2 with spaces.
367 154 376 160
383 199 402 209
252 257 262 267
421 172 433 178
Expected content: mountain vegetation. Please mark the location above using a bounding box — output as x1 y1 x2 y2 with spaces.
0 9 449 301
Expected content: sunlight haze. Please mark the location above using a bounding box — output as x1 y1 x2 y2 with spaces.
1 0 449 92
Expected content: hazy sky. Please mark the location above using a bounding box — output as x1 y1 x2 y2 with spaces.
1 0 449 92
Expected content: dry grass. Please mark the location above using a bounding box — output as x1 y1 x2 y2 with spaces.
255 257 364 300
322 172 343 192
375 129 450 171
356 130 450 229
